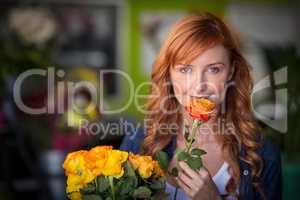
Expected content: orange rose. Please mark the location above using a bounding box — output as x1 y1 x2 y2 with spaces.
89 146 113 153
62 150 96 193
85 146 112 176
186 98 215 122
128 153 157 178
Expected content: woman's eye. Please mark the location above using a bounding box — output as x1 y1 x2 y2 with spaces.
207 66 220 74
179 65 192 73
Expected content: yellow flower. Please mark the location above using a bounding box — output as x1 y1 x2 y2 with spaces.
62 150 96 193
63 150 88 176
68 192 82 200
153 160 164 177
128 153 140 170
139 157 154 178
90 145 113 152
129 153 156 178
85 146 113 176
101 150 128 178
62 146 130 196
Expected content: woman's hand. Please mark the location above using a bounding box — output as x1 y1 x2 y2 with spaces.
176 161 222 200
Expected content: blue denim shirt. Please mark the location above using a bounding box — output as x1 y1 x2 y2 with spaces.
119 128 282 200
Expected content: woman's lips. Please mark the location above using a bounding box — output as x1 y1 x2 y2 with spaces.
190 95 211 101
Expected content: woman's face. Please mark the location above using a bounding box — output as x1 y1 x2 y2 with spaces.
170 44 233 110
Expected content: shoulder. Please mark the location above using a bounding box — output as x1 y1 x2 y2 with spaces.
257 136 281 165
240 136 281 165
257 136 282 198
239 136 282 199
254 136 282 180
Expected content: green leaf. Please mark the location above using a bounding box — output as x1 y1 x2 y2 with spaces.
191 148 207 157
116 177 136 196
155 151 169 172
186 157 203 170
124 161 136 177
151 192 170 200
96 176 110 193
124 161 138 187
170 167 178 177
174 149 183 159
81 183 96 194
177 151 189 161
82 194 103 200
132 186 152 199
149 177 165 190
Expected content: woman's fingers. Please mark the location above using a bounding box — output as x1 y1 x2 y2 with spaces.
177 170 199 190
198 166 210 181
176 176 192 195
178 161 200 178
178 161 204 188
176 161 221 199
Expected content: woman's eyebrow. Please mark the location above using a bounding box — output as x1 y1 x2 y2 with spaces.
175 62 225 68
175 63 194 68
205 62 225 67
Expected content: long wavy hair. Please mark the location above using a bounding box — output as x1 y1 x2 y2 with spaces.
140 12 264 198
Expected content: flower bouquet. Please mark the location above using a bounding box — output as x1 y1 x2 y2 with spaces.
62 146 169 200
62 98 215 200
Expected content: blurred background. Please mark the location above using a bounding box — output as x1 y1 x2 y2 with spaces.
0 0 299 199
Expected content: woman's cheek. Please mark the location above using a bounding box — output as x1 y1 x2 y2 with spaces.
213 82 228 104
172 83 189 106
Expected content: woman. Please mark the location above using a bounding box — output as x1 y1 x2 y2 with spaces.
120 12 281 200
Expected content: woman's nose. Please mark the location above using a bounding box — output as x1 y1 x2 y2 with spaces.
195 81 208 94
194 72 208 93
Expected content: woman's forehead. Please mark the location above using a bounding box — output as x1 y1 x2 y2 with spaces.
173 44 230 67
189 45 229 65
